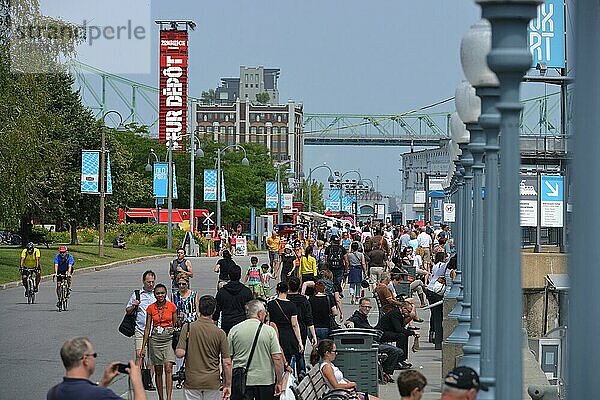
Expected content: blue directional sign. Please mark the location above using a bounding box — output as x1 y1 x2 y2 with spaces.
540 175 563 201
540 175 563 227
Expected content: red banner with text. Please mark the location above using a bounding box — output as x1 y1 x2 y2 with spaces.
159 29 188 150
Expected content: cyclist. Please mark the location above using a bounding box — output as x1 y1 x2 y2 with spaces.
20 242 41 295
54 245 74 308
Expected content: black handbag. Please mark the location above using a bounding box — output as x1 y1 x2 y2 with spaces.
326 295 341 331
231 323 263 400
141 359 153 389
118 290 140 337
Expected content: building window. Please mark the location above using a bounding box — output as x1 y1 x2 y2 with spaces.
277 115 282 122
251 126 257 134
258 127 264 135
281 127 287 134
207 127 213 133
256 115 260 122
228 126 234 135
245 84 248 88
273 127 279 134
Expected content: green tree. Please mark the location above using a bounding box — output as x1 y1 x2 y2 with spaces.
256 92 270 104
200 89 215 104
294 180 325 213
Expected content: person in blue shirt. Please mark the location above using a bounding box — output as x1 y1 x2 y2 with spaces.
47 337 146 400
54 246 74 308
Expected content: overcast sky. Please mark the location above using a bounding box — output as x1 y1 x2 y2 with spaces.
43 1 488 195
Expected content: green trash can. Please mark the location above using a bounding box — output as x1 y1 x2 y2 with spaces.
330 328 379 396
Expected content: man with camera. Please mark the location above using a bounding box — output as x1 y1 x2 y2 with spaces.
47 337 146 400
176 295 232 400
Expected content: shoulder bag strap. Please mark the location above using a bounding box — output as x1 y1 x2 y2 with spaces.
245 322 264 370
274 299 292 324
132 290 140 315
182 321 191 365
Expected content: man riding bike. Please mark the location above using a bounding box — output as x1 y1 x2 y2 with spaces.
20 242 41 295
54 245 74 308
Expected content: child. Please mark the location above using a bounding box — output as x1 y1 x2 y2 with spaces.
259 263 274 298
244 256 262 298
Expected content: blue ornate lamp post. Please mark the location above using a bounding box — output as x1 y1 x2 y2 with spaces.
475 1 541 397
447 110 471 345
461 18 501 398
456 80 483 371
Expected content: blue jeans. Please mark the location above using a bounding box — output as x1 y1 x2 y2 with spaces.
315 327 330 342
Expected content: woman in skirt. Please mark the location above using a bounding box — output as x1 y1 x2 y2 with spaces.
140 283 178 400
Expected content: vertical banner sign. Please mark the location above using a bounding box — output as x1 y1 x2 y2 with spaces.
540 175 564 227
81 150 100 193
433 199 443 223
159 29 188 150
153 163 178 199
283 194 293 213
203 170 217 201
342 195 355 214
443 203 456 222
106 152 113 195
329 188 341 212
265 181 278 208
519 174 538 227
235 236 248 256
528 0 565 68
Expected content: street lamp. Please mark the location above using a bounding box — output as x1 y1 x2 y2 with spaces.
181 131 204 255
305 164 334 213
447 108 472 348
456 79 484 372
211 144 249 229
275 159 302 224
460 18 500 398
99 110 126 257
475 1 541 397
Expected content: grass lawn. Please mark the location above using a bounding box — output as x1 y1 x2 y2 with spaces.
0 243 169 285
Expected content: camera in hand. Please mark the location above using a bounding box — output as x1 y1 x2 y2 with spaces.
117 363 129 374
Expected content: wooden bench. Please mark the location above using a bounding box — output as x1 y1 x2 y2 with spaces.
293 365 329 400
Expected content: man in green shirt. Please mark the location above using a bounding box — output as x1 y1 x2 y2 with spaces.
176 295 231 400
228 300 285 400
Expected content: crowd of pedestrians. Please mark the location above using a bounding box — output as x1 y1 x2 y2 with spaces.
48 218 461 400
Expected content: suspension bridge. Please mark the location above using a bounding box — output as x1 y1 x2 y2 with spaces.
68 59 571 146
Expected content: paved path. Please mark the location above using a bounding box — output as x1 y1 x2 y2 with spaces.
0 253 443 400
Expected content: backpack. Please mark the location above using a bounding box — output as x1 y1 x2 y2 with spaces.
328 246 344 270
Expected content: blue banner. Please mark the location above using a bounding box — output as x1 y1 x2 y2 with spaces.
153 163 178 199
266 181 278 209
329 188 341 212
203 170 217 201
528 0 565 68
203 170 225 202
106 152 113 195
342 194 355 214
81 150 99 193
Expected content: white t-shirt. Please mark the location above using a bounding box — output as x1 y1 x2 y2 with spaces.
320 361 347 390
417 232 432 248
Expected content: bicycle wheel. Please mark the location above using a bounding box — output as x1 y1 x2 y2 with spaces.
27 276 35 304
61 284 68 311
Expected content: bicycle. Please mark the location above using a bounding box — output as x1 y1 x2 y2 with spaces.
54 273 69 312
21 268 36 304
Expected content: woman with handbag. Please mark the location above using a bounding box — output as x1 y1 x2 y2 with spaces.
425 251 451 350
267 282 304 364
309 281 338 341
140 283 178 400
171 273 198 376
347 242 367 305
310 339 380 400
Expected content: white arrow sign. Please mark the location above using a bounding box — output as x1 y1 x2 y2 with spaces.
544 181 560 197
203 211 215 225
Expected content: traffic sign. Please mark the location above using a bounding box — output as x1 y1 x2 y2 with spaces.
443 203 455 222
540 175 563 227
203 211 215 226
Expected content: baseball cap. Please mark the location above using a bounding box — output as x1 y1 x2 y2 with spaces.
284 244 293 250
444 366 488 391
59 245 68 253
330 235 339 241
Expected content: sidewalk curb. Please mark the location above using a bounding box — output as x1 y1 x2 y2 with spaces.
0 254 172 291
